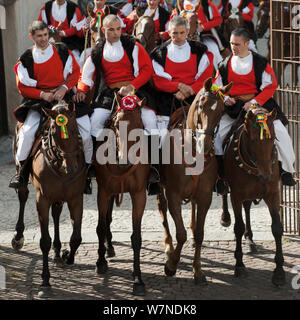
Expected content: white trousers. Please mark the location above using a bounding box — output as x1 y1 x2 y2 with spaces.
79 47 92 69
16 110 93 164
202 37 223 71
214 114 295 173
90 107 159 139
156 115 170 147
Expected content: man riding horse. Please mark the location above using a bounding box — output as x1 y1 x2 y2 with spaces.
170 0 223 70
150 16 214 191
124 0 170 41
213 27 296 191
74 14 160 193
9 20 93 194
218 0 257 52
38 0 86 64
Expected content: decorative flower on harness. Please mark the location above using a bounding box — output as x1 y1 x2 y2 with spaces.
230 7 239 18
210 84 226 101
120 95 137 111
95 9 104 27
254 113 271 140
56 114 69 139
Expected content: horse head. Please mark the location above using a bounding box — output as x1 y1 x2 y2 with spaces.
187 77 232 153
243 108 277 180
112 92 145 165
42 101 82 175
133 15 156 53
223 10 245 42
179 10 199 41
255 1 270 38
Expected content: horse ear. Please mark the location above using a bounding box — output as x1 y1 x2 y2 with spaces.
220 82 233 95
42 107 57 119
138 97 146 109
194 0 201 12
204 77 213 92
246 109 257 122
177 0 183 12
268 109 277 122
114 91 122 107
67 100 75 113
149 9 156 19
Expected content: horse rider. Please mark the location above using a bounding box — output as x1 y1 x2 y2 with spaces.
213 27 296 192
73 14 161 194
218 0 257 52
170 0 223 70
9 20 93 194
38 0 86 64
124 0 171 41
79 0 126 67
150 16 213 172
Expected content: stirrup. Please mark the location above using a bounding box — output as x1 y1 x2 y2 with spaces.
148 166 160 184
147 182 161 196
86 164 96 178
8 174 27 189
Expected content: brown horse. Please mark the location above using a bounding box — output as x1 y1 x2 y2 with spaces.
133 15 156 53
222 12 245 44
94 93 150 296
222 107 285 286
157 78 232 284
255 0 270 39
11 102 86 297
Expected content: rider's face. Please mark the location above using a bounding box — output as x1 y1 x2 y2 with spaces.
230 35 250 57
168 25 189 46
55 0 66 5
147 0 160 9
31 28 49 50
94 0 106 9
102 20 122 44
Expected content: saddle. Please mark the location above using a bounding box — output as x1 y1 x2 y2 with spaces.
168 105 190 130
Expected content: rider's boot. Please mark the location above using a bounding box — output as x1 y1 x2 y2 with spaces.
214 155 229 195
279 161 296 186
9 159 31 189
83 136 97 195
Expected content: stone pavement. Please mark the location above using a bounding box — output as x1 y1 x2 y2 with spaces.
0 240 299 300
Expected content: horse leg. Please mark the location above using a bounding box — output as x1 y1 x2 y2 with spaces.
157 191 174 255
190 201 196 246
193 196 211 285
96 190 109 274
51 201 64 264
36 194 52 297
220 194 231 227
105 196 115 258
130 190 147 296
264 196 286 286
243 200 258 254
12 186 29 250
231 194 247 278
62 196 83 265
164 192 187 277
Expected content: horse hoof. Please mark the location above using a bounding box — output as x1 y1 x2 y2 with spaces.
194 274 208 286
62 249 74 265
106 246 116 258
164 264 176 277
247 243 258 254
234 266 248 278
133 283 146 296
220 218 231 228
53 256 64 266
272 268 286 287
38 286 53 298
96 263 108 274
11 236 24 251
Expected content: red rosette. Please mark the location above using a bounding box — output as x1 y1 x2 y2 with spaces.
120 96 137 111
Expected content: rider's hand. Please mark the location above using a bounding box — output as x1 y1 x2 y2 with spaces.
118 84 135 97
243 101 254 112
197 24 204 33
53 86 68 101
224 97 236 106
175 91 185 101
178 83 195 98
73 91 86 103
41 91 54 103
